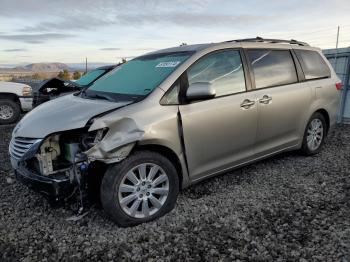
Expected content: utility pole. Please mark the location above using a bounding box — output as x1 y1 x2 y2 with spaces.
334 26 340 67
85 57 88 74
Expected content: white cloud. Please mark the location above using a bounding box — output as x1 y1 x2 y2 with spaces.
0 33 73 44
0 0 349 64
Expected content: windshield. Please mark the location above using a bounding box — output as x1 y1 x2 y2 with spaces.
76 69 106 86
87 51 193 97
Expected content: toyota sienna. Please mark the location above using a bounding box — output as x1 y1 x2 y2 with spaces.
9 38 341 227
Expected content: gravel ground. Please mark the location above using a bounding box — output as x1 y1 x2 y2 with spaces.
0 124 350 261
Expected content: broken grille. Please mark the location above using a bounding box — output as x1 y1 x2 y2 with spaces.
9 137 42 160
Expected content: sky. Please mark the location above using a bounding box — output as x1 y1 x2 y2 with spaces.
0 0 350 66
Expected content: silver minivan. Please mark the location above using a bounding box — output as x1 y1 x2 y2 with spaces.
9 38 341 227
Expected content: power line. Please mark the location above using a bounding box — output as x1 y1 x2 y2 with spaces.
266 25 350 39
300 35 338 41
276 30 350 40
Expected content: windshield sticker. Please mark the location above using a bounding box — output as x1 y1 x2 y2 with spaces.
156 61 181 68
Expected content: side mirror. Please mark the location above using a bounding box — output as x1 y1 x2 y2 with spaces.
186 82 216 101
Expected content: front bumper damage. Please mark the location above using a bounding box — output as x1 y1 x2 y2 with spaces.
9 93 148 210
9 128 135 205
14 162 72 201
9 134 90 204
11 153 89 202
9 101 153 206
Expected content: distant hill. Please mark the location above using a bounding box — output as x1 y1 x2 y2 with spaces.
0 62 116 73
13 63 69 72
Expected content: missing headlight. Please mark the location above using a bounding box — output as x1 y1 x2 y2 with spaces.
81 128 108 151
31 128 108 176
36 134 61 175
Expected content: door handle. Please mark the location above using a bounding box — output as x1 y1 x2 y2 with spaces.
240 99 255 109
259 95 272 104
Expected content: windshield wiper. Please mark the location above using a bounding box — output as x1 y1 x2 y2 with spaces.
90 94 115 102
86 93 115 102
79 87 89 96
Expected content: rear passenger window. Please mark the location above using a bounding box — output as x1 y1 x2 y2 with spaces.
247 50 298 89
295 50 331 80
187 50 246 97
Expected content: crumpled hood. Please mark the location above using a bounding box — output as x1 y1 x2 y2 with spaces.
14 94 131 138
33 78 80 93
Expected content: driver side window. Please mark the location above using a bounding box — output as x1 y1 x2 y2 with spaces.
187 50 246 97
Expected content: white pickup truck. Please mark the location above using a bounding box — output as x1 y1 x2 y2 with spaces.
0 81 33 124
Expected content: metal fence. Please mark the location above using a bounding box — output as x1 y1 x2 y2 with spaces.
323 47 350 123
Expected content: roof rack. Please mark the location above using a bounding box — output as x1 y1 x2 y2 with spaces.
226 37 309 46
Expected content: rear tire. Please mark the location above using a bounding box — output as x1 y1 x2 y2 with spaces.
300 112 327 155
0 99 21 125
100 150 179 227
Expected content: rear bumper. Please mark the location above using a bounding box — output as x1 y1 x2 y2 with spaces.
14 164 73 201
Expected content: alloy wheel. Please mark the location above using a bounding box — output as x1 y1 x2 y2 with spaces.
118 163 169 218
307 118 324 151
0 105 14 120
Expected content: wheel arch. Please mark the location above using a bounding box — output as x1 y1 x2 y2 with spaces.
314 108 330 134
132 143 188 190
0 93 20 103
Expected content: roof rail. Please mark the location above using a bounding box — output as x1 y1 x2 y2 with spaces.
226 37 309 46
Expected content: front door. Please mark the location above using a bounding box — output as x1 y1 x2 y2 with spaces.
178 49 258 180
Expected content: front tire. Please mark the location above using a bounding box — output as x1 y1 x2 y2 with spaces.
0 99 21 125
300 112 327 155
100 151 179 227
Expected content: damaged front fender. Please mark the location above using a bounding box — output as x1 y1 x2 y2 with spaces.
86 142 135 163
85 118 144 163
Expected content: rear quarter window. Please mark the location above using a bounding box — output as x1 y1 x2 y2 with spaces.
295 50 331 80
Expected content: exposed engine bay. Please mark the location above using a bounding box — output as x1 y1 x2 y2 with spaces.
17 115 143 209
11 97 149 215
19 128 110 213
33 129 106 176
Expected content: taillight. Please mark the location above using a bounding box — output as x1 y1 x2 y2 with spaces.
336 82 343 90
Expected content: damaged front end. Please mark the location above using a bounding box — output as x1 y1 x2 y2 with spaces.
9 127 123 206
32 78 81 107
